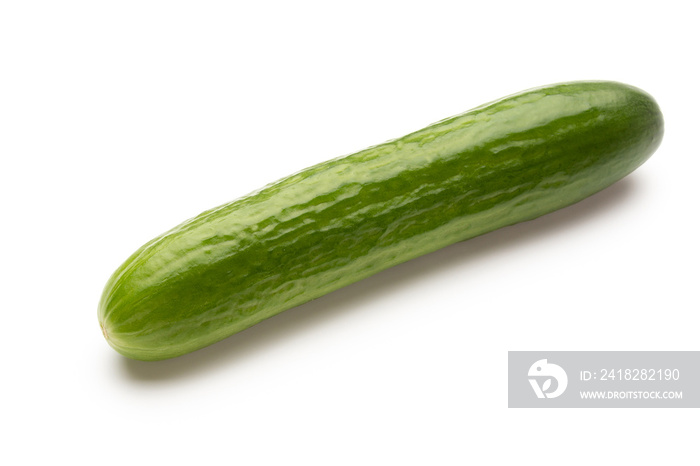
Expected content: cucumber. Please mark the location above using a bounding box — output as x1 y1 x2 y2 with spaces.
98 81 663 361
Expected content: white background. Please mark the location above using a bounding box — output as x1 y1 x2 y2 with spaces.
1 1 697 464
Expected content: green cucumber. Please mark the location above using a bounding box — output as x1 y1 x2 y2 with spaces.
98 81 663 361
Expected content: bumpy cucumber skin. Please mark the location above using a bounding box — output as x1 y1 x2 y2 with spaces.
99 81 663 360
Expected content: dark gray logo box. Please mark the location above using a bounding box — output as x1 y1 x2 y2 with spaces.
508 351 700 408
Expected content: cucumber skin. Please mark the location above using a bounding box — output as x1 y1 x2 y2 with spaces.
99 81 663 360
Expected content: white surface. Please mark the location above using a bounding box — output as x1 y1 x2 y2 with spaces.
1 1 697 464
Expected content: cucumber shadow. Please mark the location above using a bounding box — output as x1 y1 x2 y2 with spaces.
119 176 641 383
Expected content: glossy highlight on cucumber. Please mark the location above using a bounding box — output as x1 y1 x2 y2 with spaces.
98 81 663 360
